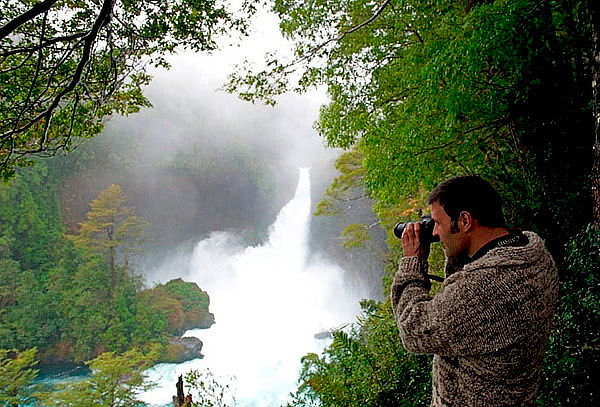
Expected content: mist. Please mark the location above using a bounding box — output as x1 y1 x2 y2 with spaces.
140 168 368 407
51 5 386 298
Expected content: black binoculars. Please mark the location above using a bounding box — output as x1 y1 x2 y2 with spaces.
393 215 440 244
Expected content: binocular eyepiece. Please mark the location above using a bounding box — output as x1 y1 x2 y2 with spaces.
393 214 440 244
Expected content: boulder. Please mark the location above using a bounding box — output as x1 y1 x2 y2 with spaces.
160 336 204 363
314 330 333 340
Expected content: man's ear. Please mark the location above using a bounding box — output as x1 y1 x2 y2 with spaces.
459 211 473 232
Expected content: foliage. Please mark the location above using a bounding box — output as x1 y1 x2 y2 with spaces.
315 146 366 217
233 0 592 253
68 183 149 274
0 163 68 350
315 146 376 249
138 278 213 336
287 300 431 407
0 0 254 180
0 166 209 364
0 348 39 407
184 368 237 407
538 224 600 406
233 0 596 406
62 184 153 359
38 348 158 407
340 223 371 249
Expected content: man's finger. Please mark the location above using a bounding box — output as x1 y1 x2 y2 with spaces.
402 222 414 239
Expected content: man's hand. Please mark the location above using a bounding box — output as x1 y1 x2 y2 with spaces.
401 222 431 258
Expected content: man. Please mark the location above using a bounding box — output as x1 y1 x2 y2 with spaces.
391 175 558 407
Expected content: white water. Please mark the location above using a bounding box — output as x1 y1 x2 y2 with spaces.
140 168 363 406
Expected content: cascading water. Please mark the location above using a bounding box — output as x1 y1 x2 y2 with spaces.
140 168 362 406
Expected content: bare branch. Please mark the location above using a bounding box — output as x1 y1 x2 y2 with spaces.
0 0 61 40
0 32 87 58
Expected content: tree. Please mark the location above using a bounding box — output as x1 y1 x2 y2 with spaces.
314 146 375 249
64 184 149 358
0 0 254 180
231 0 593 252
590 0 600 227
537 225 600 406
0 348 39 407
287 300 431 407
0 163 68 351
183 368 236 407
69 184 149 290
38 348 157 407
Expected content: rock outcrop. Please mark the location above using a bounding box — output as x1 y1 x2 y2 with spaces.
141 278 215 336
160 336 204 364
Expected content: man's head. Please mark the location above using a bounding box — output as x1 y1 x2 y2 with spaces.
428 176 505 257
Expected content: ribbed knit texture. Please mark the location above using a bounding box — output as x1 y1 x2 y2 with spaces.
391 231 558 407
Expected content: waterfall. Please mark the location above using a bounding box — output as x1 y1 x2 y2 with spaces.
140 168 361 406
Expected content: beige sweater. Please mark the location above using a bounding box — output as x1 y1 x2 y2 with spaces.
391 231 558 407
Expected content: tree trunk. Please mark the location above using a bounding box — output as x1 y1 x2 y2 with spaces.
173 375 194 407
591 0 600 227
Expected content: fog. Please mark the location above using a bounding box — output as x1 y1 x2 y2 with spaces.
58 5 385 295
87 9 335 244
51 5 380 298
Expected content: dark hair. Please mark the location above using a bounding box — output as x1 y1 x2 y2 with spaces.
428 175 505 228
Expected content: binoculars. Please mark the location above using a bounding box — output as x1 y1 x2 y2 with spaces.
393 215 440 244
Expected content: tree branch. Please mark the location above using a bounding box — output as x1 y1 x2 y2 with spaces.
0 50 34 73
412 118 506 157
0 0 61 40
0 32 87 58
13 11 49 133
7 37 85 133
1 0 116 146
283 0 393 72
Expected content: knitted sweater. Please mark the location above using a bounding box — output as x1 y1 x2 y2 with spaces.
391 231 558 407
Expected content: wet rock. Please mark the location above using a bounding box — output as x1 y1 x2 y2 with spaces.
314 330 333 340
160 336 204 363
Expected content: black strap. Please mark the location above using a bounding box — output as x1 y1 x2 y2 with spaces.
467 231 528 263
428 274 445 282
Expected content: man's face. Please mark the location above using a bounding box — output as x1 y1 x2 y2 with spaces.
431 201 468 258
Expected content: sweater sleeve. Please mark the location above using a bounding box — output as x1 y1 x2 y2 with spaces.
391 259 529 357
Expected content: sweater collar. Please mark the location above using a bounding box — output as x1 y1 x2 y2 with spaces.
462 231 546 270
466 230 529 264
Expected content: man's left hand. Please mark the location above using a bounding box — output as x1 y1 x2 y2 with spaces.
402 222 431 258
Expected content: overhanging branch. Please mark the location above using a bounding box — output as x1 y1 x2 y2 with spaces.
1 0 116 146
295 0 392 66
0 0 61 40
0 32 87 58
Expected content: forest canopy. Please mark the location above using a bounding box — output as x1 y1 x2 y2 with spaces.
0 0 254 180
